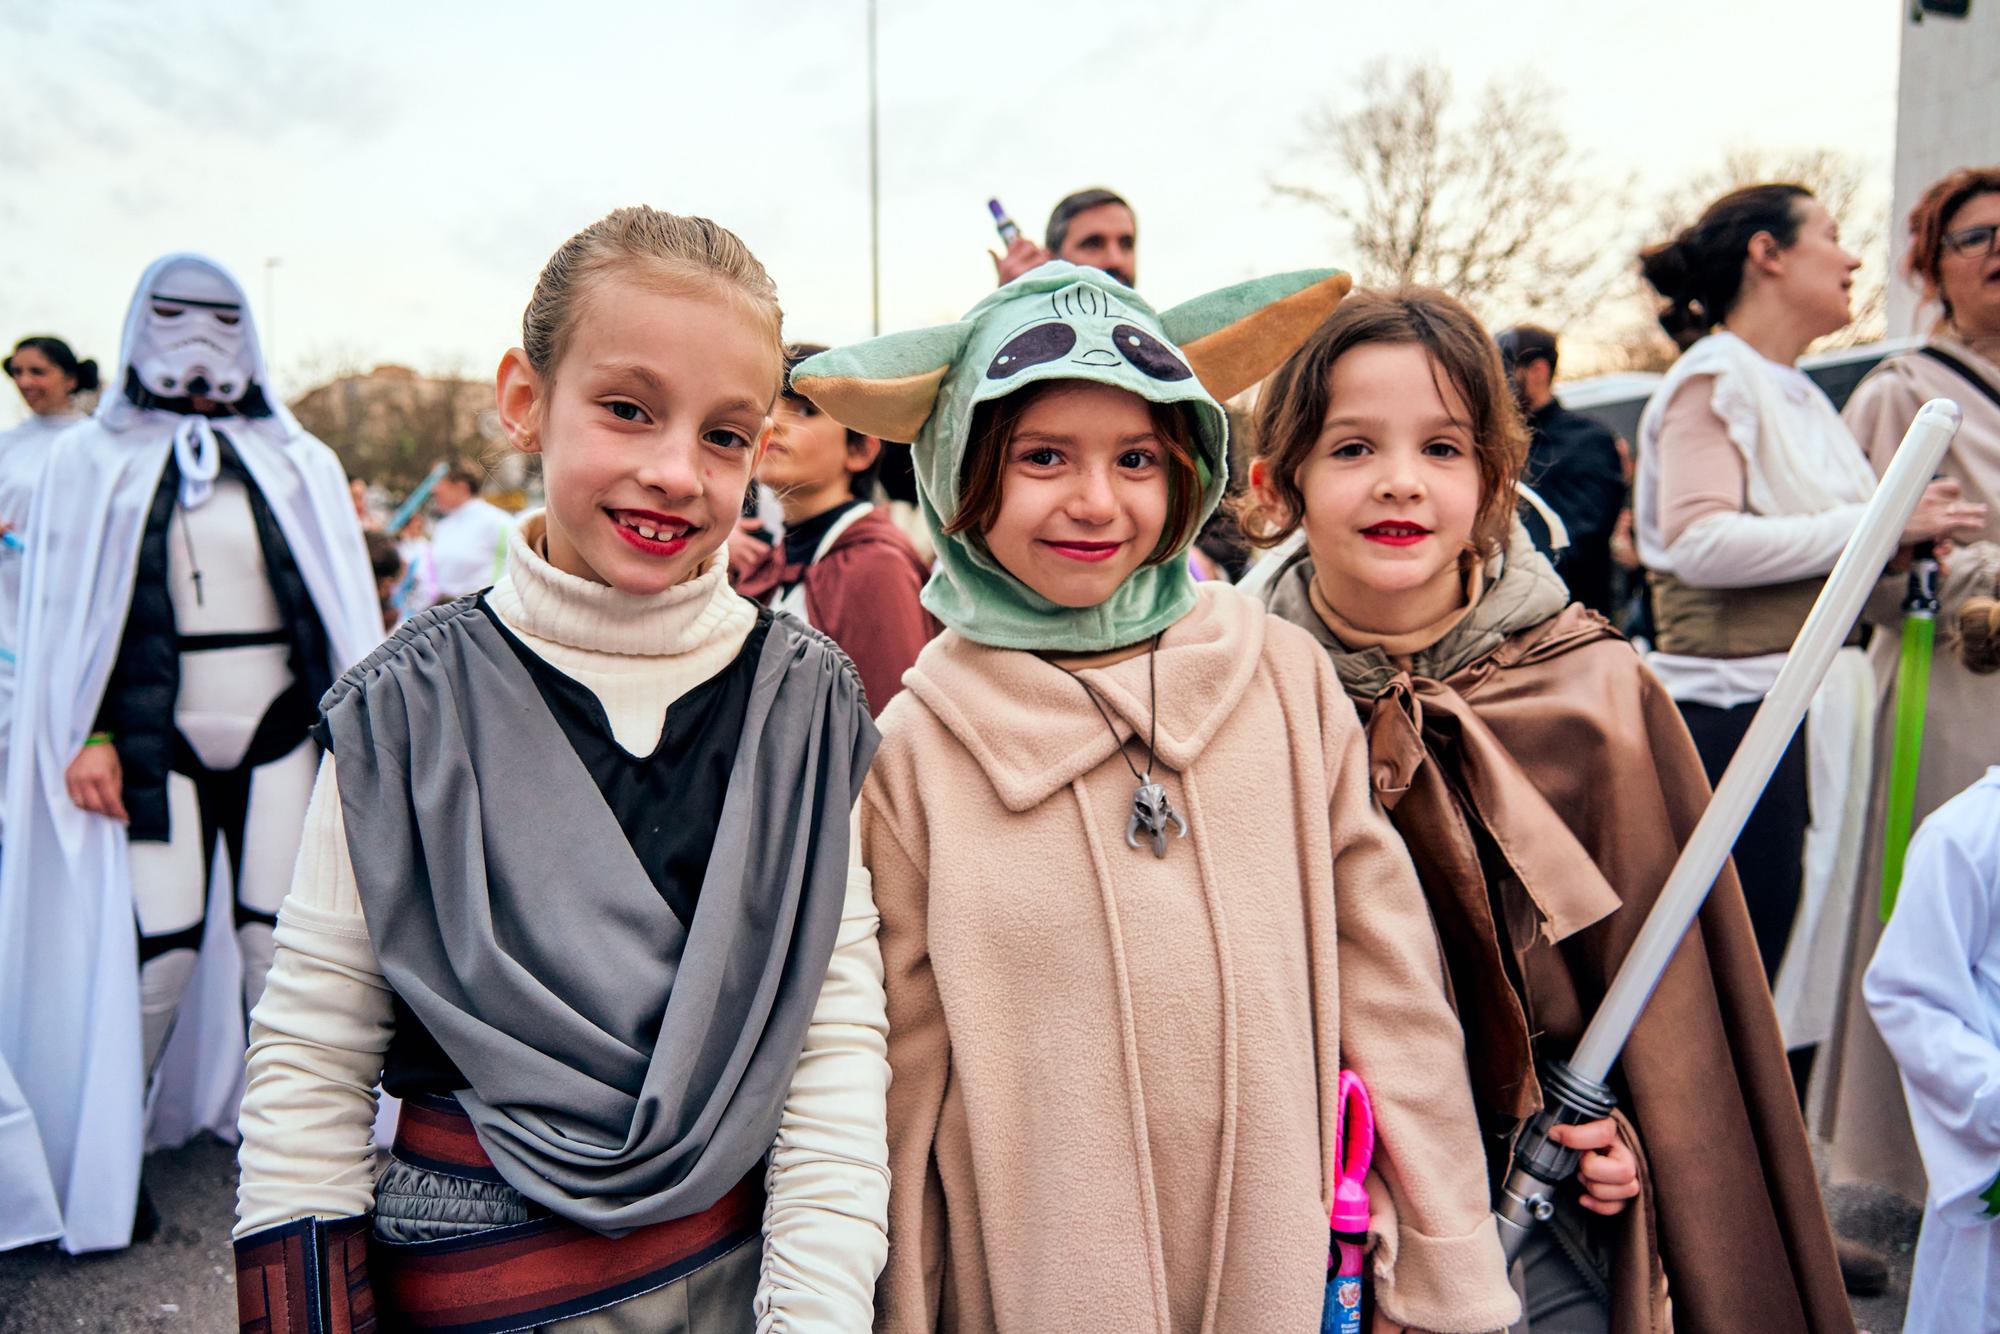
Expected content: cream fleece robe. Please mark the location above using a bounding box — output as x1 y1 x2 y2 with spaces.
863 582 1518 1334
235 513 890 1333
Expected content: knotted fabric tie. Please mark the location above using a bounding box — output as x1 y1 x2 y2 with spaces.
1363 670 1620 945
173 415 221 509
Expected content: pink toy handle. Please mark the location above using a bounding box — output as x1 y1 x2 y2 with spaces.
1330 1070 1375 1232
1336 1071 1374 1181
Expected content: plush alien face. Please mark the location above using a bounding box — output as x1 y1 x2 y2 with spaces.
790 260 1353 651
984 283 1194 388
129 258 255 404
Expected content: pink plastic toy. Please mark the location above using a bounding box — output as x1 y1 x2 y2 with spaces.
1325 1070 1375 1334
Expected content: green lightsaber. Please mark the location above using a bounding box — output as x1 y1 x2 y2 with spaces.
1880 542 1940 921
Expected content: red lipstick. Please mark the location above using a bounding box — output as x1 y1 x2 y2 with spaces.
1361 521 1430 548
1042 539 1125 563
607 508 696 558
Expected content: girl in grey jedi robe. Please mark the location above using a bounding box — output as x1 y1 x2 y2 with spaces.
231 208 890 1334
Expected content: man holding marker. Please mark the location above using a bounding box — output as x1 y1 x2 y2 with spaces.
990 187 1137 287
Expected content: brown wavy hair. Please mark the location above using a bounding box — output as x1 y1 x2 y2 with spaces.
1903 166 2000 322
1235 286 1526 555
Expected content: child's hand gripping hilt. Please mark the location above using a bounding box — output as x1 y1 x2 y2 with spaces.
1493 1058 1617 1263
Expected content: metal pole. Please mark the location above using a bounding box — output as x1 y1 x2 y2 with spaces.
867 0 881 336
264 256 281 379
1493 397 1965 1261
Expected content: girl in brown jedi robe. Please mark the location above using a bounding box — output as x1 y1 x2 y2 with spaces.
1245 289 1852 1334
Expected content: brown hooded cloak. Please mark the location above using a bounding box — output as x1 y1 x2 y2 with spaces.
1265 529 1852 1334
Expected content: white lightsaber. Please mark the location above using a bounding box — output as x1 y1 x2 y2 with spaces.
1495 396 1964 1258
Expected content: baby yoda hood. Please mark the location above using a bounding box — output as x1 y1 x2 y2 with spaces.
792 260 1349 651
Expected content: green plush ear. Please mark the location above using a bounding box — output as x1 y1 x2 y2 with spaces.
789 322 976 444
1159 269 1352 402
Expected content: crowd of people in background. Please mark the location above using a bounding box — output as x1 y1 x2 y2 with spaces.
0 166 1995 1333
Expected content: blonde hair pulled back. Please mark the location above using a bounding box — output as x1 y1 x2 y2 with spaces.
522 206 785 393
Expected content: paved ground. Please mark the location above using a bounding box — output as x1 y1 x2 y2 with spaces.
1830 1180 1925 1334
0 1139 239 1333
0 1138 1926 1333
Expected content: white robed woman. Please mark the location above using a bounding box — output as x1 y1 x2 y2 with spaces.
0 253 380 1253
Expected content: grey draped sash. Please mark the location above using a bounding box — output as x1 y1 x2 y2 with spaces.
320 600 877 1234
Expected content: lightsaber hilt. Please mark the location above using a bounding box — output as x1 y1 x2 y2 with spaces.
1495 1060 1616 1262
1904 540 1940 617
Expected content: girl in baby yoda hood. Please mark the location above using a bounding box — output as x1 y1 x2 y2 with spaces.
793 263 1519 1334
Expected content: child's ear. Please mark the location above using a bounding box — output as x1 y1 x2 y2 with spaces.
790 322 976 444
1246 457 1294 530
1160 270 1352 402
495 348 544 453
844 434 884 476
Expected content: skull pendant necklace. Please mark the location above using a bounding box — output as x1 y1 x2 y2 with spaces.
1055 632 1187 859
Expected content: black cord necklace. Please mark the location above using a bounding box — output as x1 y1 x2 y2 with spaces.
1053 633 1188 858
179 503 205 606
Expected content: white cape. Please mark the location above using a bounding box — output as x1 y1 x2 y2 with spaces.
0 411 80 837
0 253 381 1253
1865 768 2000 1333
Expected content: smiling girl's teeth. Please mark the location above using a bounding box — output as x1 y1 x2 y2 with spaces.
617 513 687 541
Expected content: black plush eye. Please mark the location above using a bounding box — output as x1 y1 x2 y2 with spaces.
987 323 1077 379
1112 325 1191 381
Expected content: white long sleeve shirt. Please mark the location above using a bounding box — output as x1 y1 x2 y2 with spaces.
1866 767 2000 1334
235 516 889 1332
428 496 512 598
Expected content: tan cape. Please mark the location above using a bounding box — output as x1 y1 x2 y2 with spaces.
1266 534 1853 1334
1824 334 2000 1203
861 583 1520 1334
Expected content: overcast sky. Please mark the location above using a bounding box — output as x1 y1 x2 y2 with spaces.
1 0 1899 429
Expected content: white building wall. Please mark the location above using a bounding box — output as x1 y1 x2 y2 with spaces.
1889 3 2000 336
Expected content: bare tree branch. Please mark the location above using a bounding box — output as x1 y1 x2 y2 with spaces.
1270 58 1627 328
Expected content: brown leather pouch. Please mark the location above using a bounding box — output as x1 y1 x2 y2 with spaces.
234 1214 376 1334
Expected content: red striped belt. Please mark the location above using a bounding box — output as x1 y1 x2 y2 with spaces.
374 1095 763 1334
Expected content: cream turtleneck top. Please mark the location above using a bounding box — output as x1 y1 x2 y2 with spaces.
484 511 757 751
236 512 889 1332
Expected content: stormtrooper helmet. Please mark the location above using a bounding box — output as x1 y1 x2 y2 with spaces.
129 258 255 405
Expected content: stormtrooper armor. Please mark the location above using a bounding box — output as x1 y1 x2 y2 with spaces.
110 270 320 1069
127 465 319 1065
94 266 334 1072
0 252 380 1253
